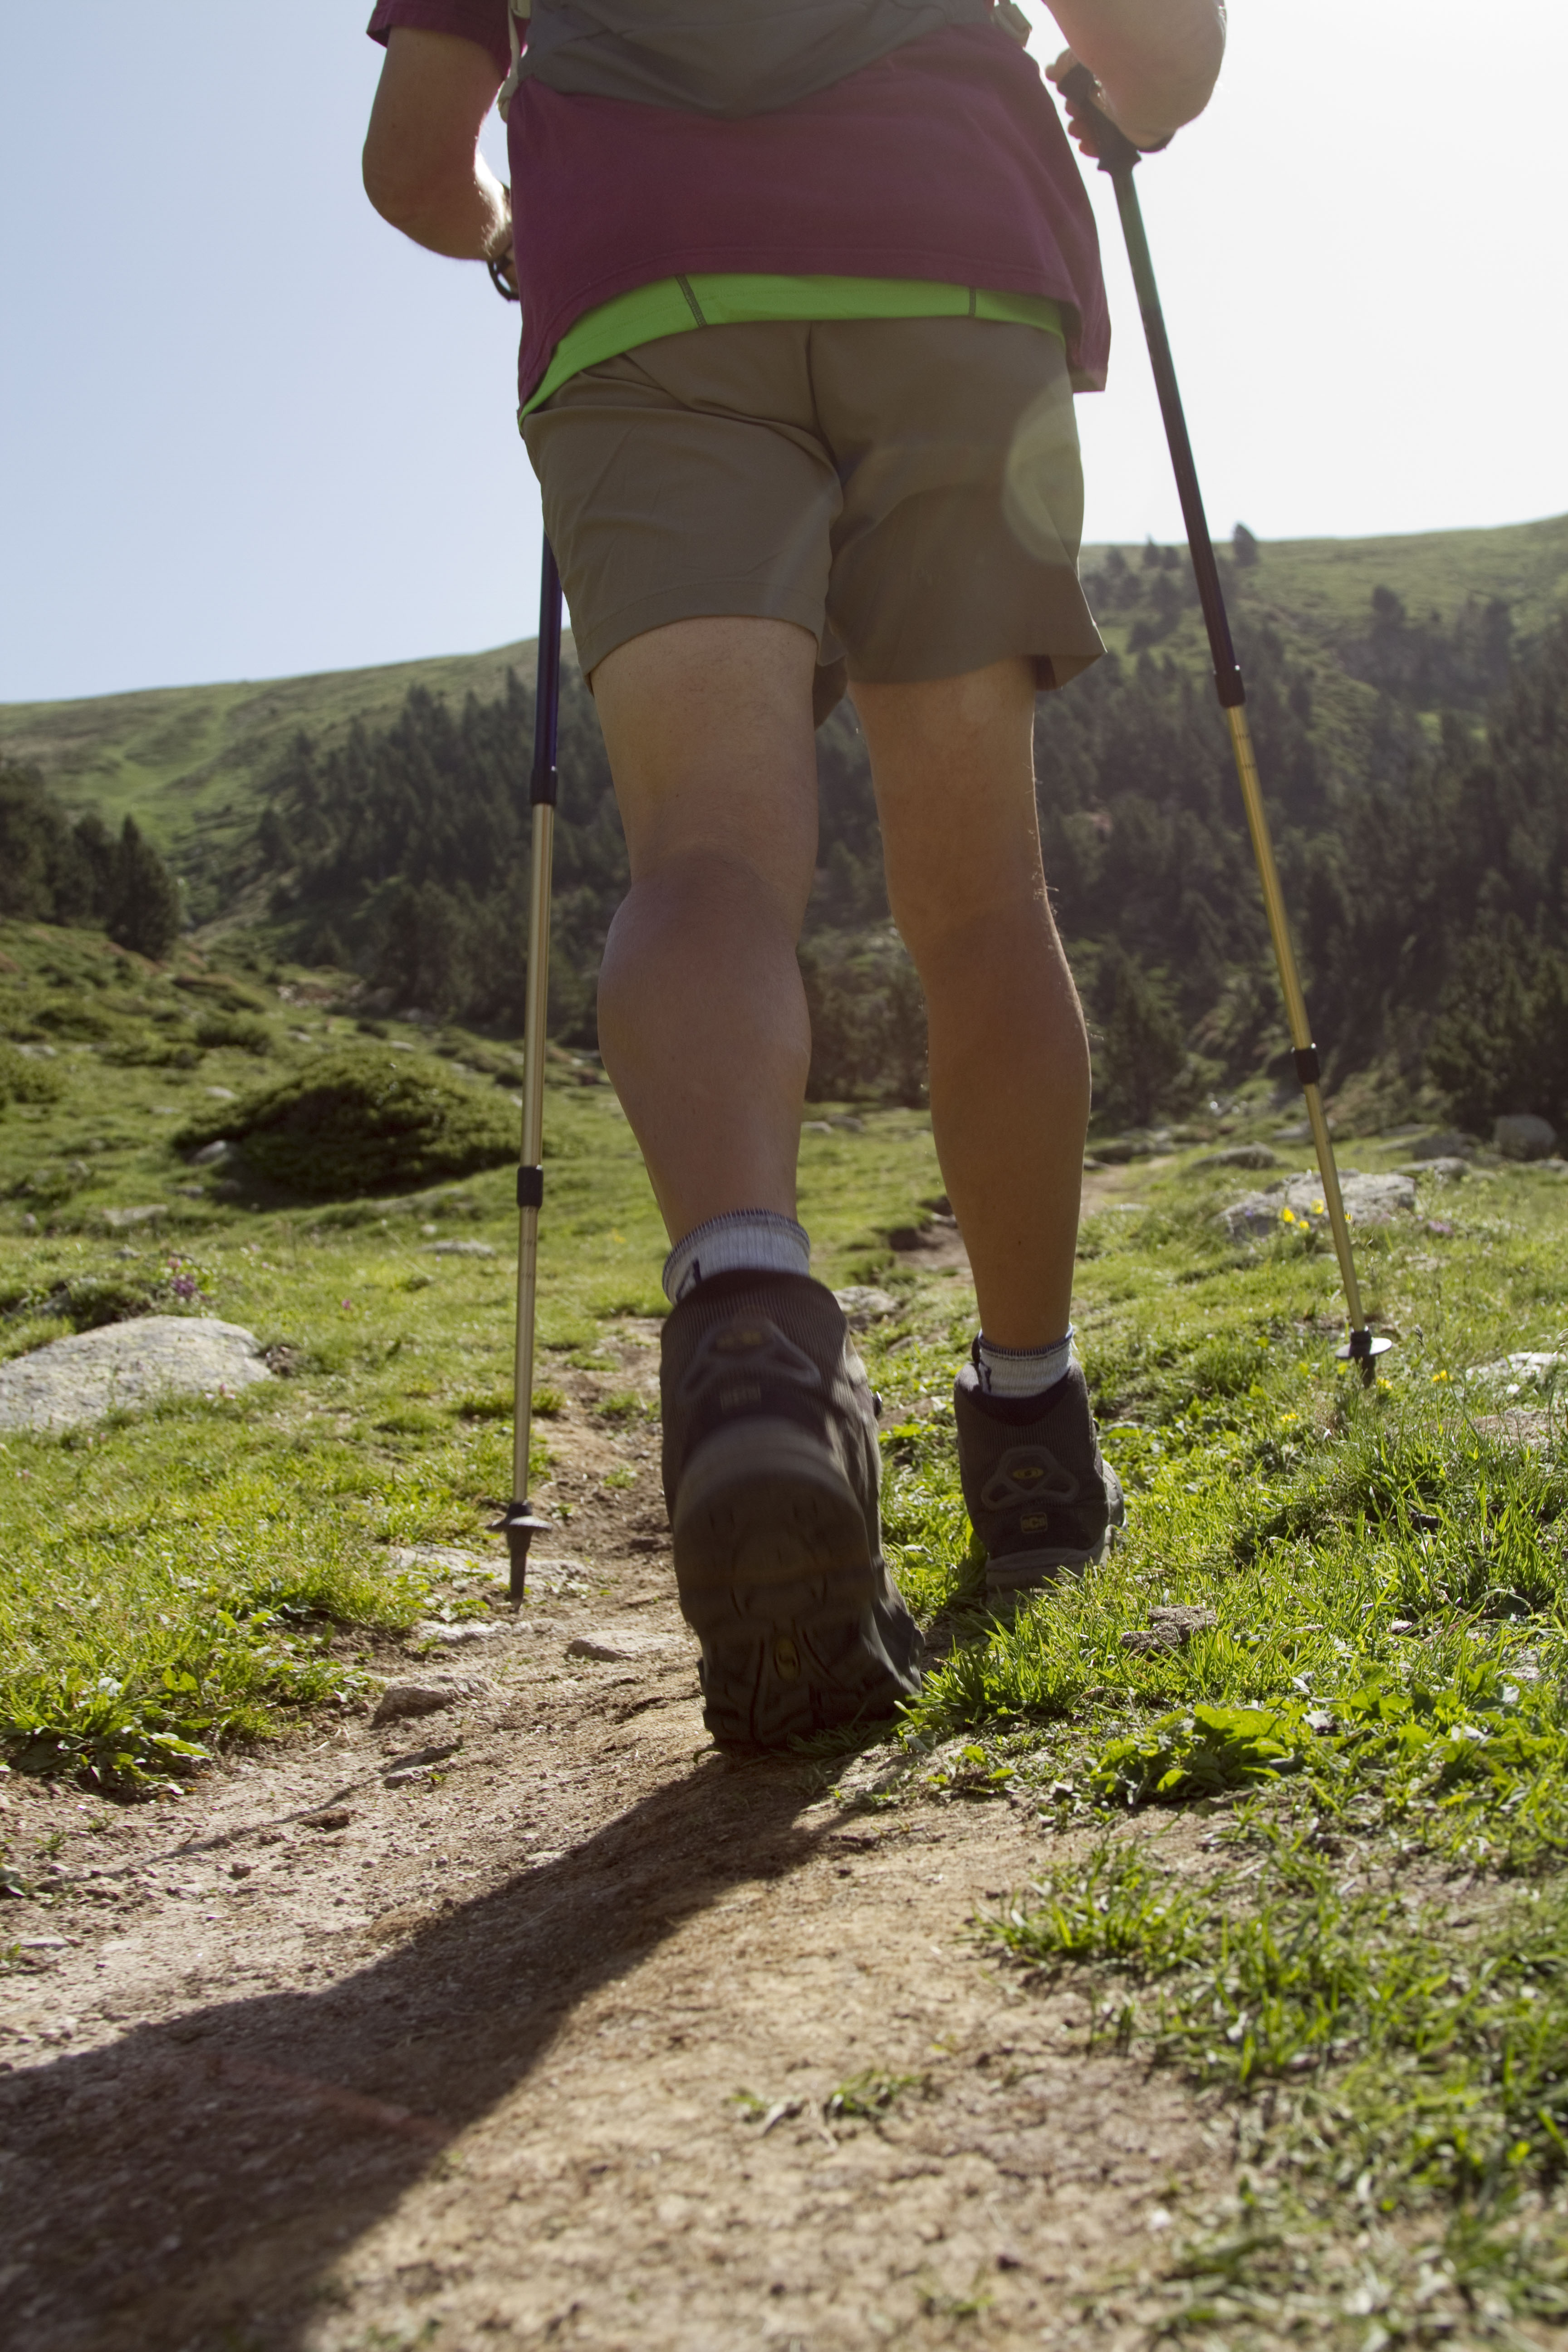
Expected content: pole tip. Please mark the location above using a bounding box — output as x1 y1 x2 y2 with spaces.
1338 1330 1394 1388
490 1500 549 1602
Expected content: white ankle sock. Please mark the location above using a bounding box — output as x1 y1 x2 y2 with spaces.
663 1210 812 1303
975 1328 1074 1398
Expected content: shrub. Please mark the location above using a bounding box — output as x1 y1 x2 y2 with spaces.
193 1013 272 1054
0 1042 64 1109
175 1047 517 1198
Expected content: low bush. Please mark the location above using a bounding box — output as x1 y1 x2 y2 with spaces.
176 1047 518 1197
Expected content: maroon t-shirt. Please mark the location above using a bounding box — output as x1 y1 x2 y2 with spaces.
368 1 1109 410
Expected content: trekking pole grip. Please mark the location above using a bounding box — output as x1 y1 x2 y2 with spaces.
1055 61 1146 176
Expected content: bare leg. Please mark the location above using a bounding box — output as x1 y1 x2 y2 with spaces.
852 659 1089 1349
592 617 820 1242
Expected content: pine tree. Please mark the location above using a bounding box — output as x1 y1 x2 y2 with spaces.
1095 945 1185 1129
108 816 181 959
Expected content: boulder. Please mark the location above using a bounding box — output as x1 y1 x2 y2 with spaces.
0 1315 271 1433
1404 1131 1473 1161
1221 1169 1416 1244
1494 1114 1557 1161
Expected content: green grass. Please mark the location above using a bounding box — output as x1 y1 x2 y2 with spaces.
0 917 944 1790
830 1147 1568 2331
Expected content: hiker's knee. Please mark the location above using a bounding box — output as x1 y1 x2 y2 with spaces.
591 616 820 917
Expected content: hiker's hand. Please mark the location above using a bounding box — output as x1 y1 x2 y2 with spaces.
1048 51 1127 158
1047 49 1168 156
485 206 518 296
1044 2 1225 151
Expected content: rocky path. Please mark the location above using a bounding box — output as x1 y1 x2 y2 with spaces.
0 1191 1230 2352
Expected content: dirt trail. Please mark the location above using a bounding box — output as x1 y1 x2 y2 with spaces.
0 1221 1223 2352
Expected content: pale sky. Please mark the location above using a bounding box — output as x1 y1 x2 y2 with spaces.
1 2 1564 704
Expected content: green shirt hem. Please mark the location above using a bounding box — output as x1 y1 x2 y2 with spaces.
519 275 1065 421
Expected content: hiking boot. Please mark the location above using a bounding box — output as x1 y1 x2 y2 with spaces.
953 1356 1125 1607
661 1269 922 1749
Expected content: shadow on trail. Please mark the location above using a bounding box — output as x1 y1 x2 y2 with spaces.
2 1752 830 2352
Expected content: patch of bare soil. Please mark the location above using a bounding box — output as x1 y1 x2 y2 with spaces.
1 1317 1238 2351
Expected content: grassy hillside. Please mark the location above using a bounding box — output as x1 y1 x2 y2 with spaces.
5 513 1566 887
0 636 576 888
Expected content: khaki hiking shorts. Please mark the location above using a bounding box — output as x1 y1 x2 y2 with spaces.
522 316 1103 720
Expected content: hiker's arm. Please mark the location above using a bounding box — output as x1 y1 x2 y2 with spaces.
1045 0 1225 150
363 27 511 269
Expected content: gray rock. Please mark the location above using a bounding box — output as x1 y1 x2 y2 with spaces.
371 1678 488 1726
1494 1114 1557 1160
833 1286 900 1329
0 1315 271 1433
1274 1122 1311 1143
203 1086 238 1102
1398 1156 1469 1181
427 1240 497 1259
1221 1169 1416 1244
388 1544 487 1578
415 1620 512 1646
1119 1605 1219 1656
99 1205 169 1230
1404 1131 1472 1161
1197 1143 1278 1171
565 1629 682 1664
190 1140 234 1167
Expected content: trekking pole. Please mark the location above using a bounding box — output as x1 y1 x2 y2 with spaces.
1059 65 1389 1383
493 537 564 1596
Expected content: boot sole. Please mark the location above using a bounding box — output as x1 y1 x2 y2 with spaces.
985 1500 1127 1606
673 1416 921 1749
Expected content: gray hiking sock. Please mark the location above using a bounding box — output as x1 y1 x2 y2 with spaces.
975 1328 1074 1400
662 1209 811 1303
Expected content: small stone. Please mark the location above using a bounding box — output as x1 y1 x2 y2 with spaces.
427 1240 497 1259
1149 1605 1218 1633
190 1140 234 1166
833 1286 900 1329
99 1205 169 1230
565 1629 681 1664
203 1086 238 1102
387 1544 486 1577
368 1904 433 1940
802 1120 833 1135
415 1620 511 1645
1494 1113 1557 1160
299 1808 353 1831
371 1679 486 1725
1197 1143 1277 1170
1121 1607 1218 1654
1397 1156 1468 1182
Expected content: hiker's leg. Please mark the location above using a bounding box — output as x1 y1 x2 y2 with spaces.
593 615 820 1241
852 657 1088 1350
